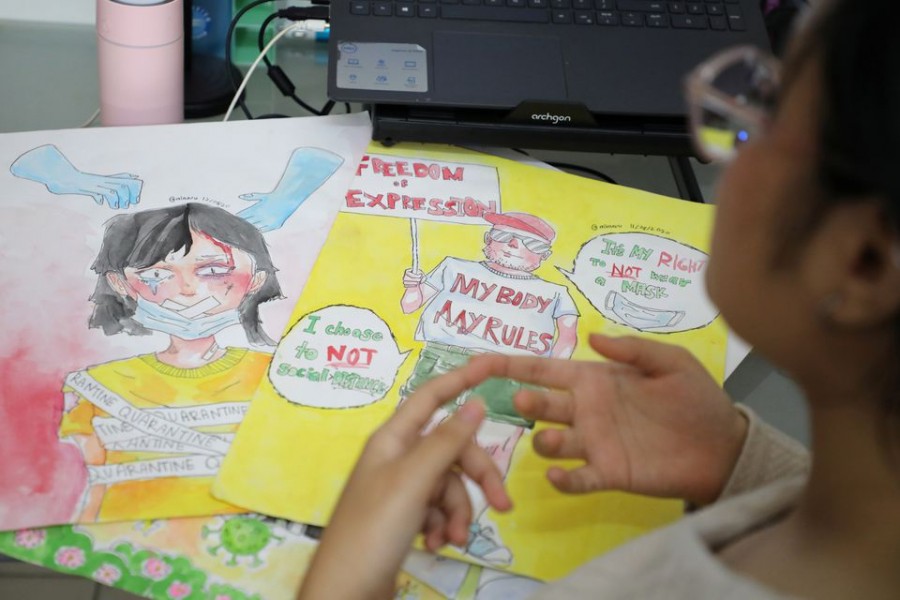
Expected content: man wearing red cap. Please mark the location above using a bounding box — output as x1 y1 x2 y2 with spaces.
399 211 579 565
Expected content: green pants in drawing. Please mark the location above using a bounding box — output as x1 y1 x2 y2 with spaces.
399 342 537 429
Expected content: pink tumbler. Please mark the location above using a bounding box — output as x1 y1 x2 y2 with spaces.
97 0 184 126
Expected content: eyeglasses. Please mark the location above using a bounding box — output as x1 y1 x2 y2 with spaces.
488 229 551 253
684 45 781 162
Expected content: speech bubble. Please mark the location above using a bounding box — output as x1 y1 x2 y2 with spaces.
269 304 409 408
559 232 719 333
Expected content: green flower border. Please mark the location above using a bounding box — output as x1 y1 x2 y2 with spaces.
0 526 261 600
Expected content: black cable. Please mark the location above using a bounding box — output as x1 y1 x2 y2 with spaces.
511 150 617 183
257 5 340 116
225 0 280 119
258 12 326 115
545 161 618 185
227 1 347 120
258 12 281 71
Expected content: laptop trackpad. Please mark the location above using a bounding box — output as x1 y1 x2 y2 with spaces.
433 31 567 105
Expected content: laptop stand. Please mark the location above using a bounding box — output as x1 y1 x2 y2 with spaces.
368 103 706 203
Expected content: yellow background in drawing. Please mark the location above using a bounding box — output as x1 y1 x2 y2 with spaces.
215 143 726 581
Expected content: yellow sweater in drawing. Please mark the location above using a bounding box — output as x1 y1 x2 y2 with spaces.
60 348 270 522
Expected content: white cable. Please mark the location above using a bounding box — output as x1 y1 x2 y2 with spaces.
80 108 101 128
223 22 304 122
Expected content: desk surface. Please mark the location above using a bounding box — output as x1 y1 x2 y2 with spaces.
0 17 809 600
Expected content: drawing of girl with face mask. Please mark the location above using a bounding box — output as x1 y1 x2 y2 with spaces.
59 203 283 524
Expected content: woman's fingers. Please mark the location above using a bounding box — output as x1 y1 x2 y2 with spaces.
438 472 473 548
423 473 474 552
589 334 698 376
423 505 447 551
385 359 496 443
532 428 584 460
470 353 582 390
406 401 512 545
456 433 513 513
514 388 576 424
398 401 490 498
546 464 609 494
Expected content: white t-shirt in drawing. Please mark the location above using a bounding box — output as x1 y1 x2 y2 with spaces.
416 257 579 357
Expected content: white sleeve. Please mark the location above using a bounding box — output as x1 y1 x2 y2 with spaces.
552 288 580 319
422 257 451 292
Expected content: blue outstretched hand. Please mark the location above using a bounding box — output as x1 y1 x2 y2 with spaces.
238 147 344 232
10 144 143 209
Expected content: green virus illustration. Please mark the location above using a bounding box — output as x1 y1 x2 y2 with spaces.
202 515 283 567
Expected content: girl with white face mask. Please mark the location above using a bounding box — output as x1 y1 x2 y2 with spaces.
59 203 282 523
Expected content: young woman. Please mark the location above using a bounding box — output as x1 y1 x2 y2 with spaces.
299 0 900 597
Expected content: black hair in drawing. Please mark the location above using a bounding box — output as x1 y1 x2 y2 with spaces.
89 203 283 345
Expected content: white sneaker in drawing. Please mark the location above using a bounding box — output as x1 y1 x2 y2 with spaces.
465 523 513 566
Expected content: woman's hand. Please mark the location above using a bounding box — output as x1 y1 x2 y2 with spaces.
298 359 512 600
473 334 748 507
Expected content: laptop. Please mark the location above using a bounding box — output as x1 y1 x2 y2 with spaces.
326 0 770 152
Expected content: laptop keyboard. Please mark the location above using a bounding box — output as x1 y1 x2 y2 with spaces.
347 0 748 30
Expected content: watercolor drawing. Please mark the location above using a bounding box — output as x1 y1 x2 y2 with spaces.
215 143 725 581
0 114 371 529
0 516 539 600
0 515 316 600
58 202 281 523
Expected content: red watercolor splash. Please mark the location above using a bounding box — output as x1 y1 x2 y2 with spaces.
0 207 130 529
0 346 86 528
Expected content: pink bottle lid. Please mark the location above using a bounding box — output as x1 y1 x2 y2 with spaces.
96 0 183 48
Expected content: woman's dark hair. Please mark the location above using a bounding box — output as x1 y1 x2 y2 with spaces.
89 203 283 346
789 0 900 451
816 0 900 215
